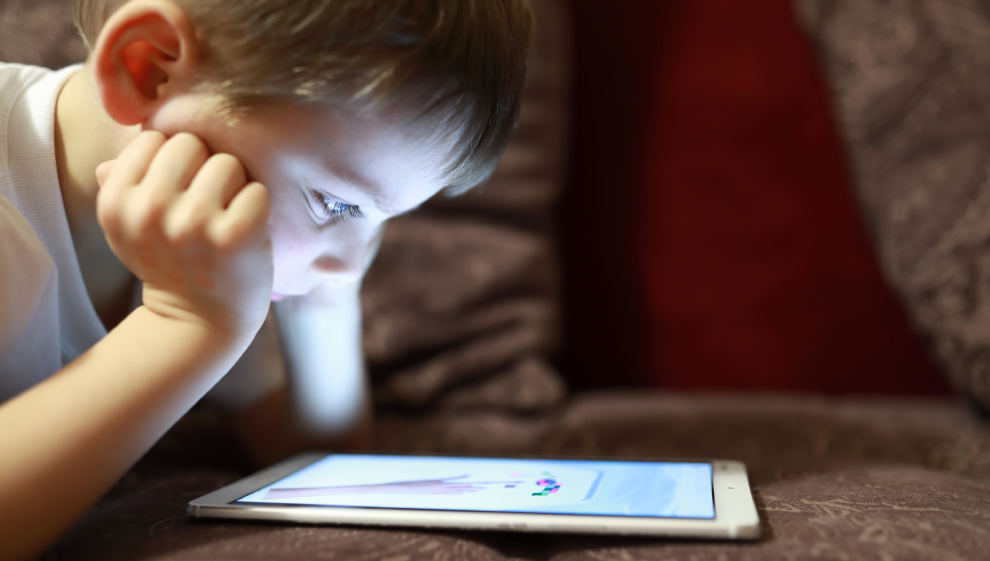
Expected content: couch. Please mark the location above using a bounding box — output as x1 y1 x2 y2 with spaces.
2 0 989 559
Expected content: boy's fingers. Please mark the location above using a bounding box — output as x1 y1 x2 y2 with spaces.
95 160 115 188
211 182 270 247
143 133 211 195
184 153 247 209
105 131 167 189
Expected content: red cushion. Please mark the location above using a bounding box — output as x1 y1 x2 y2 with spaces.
634 0 950 393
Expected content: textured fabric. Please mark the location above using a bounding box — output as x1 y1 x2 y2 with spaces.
6 64 101 364
8 1 990 560
0 193 60 396
0 62 104 402
794 0 990 411
0 0 86 70
362 0 570 414
42 393 990 560
634 0 949 395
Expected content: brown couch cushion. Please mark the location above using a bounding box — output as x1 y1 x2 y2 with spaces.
794 0 990 411
7 2 990 560
43 393 990 560
362 0 571 414
548 465 990 561
0 0 85 69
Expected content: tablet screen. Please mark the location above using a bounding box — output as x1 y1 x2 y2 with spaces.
234 454 715 519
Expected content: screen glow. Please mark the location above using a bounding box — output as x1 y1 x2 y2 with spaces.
234 455 715 519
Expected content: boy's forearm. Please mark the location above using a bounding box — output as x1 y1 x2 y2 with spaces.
0 306 253 561
231 284 373 466
231 385 373 467
276 283 368 435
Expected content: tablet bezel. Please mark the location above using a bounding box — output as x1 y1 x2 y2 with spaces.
187 453 761 539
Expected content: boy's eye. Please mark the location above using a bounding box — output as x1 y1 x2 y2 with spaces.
308 189 364 223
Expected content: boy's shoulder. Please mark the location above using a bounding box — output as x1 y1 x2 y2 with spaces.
0 62 50 85
0 62 87 391
0 64 63 391
0 63 57 195
0 64 61 303
0 63 79 203
0 63 53 115
0 186 58 386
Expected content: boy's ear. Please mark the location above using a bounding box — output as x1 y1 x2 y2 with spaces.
92 0 199 126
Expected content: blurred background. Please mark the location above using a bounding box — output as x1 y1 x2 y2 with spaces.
558 0 950 396
7 1 990 557
0 0 960 404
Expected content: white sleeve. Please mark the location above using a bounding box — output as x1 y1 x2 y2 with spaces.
0 192 60 397
0 193 56 355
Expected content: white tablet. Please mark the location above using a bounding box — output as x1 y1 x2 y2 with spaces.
188 453 760 539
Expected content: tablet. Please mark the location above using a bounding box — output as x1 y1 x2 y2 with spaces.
188 453 760 539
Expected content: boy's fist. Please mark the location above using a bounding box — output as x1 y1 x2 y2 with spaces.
96 131 273 337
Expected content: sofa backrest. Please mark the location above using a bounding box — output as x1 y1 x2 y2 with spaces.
559 0 952 395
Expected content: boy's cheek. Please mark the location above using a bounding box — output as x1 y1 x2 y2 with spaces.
269 236 315 294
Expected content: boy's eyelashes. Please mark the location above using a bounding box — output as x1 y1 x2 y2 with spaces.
306 188 365 224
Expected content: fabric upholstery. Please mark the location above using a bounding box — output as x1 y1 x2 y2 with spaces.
41 393 990 560
794 0 990 411
645 0 948 394
361 0 570 414
4 1 990 560
0 0 85 69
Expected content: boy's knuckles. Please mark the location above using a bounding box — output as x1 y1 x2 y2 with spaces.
164 219 208 248
97 210 124 239
208 226 244 255
132 192 171 225
128 220 162 250
204 153 245 178
96 186 125 212
168 132 210 156
96 192 120 218
209 218 268 255
137 130 167 145
170 204 212 229
230 183 272 223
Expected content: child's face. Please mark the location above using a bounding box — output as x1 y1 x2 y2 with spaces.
143 94 454 299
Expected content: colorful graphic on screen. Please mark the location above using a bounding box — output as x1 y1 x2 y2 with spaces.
533 476 560 496
234 455 715 519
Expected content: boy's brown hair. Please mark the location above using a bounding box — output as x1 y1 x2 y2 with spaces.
72 0 533 192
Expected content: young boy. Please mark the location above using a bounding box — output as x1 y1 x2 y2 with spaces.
0 0 532 557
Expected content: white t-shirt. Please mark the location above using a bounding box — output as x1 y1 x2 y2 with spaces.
0 62 284 407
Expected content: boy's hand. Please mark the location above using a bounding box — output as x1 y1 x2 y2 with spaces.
96 131 273 337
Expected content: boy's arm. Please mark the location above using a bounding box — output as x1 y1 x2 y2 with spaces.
230 279 373 467
0 131 272 561
0 309 251 561
228 221 384 466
